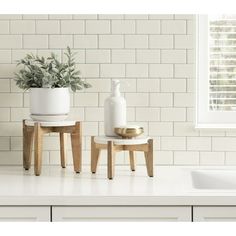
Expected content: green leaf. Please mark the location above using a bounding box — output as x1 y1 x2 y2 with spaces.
14 46 92 92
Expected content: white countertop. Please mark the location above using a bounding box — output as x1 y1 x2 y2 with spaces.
2 166 236 206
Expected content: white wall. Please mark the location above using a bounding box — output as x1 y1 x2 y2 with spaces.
0 14 234 166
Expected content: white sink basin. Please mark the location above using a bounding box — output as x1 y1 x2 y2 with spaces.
191 170 236 190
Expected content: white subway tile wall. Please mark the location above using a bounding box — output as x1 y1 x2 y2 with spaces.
0 14 231 167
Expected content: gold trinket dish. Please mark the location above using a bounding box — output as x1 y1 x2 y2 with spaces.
114 125 144 138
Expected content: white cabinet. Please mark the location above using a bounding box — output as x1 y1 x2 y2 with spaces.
5 205 236 222
0 206 50 222
193 206 236 222
52 206 191 222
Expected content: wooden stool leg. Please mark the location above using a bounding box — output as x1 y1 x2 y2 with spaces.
34 123 43 176
144 139 154 177
107 141 115 179
91 136 100 173
129 151 135 171
71 122 82 173
23 120 34 170
60 133 67 168
23 120 27 169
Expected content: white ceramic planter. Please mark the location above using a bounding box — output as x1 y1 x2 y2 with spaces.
30 88 70 121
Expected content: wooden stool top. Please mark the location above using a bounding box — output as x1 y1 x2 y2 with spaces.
25 120 77 127
94 135 150 145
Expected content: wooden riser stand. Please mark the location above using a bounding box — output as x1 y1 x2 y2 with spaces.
91 136 154 179
23 120 82 176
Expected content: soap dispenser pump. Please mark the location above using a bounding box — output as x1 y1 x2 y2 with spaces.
104 80 126 136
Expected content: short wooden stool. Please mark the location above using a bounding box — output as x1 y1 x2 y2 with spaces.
91 136 154 179
23 120 82 176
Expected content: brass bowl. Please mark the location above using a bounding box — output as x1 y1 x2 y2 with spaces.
114 126 144 139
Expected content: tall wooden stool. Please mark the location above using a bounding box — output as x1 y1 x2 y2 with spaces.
23 120 82 176
91 136 154 179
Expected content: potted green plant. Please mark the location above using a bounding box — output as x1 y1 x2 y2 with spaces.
15 47 91 121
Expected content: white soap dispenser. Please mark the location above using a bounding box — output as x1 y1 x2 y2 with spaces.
104 80 126 136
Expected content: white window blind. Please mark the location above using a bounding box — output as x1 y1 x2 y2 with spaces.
196 15 236 128
209 15 236 111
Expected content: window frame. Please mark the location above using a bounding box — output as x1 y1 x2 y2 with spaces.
196 14 236 128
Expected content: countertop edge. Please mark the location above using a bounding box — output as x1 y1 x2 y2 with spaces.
2 196 236 206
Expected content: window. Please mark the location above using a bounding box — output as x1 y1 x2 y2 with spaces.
196 15 236 128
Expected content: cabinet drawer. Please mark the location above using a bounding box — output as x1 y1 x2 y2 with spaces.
194 207 236 222
0 206 50 222
52 206 191 222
